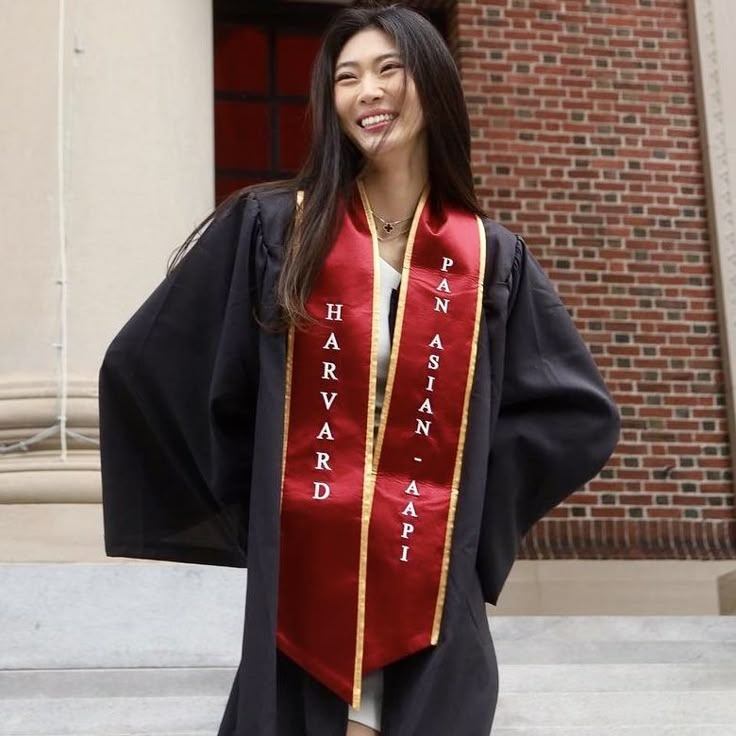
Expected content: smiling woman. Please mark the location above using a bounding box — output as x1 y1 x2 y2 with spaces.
333 30 425 155
333 27 427 272
99 3 620 736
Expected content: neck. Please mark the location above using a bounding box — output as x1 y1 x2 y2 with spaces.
361 146 429 223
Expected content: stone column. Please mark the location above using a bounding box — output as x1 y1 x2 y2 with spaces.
0 0 214 560
690 0 736 483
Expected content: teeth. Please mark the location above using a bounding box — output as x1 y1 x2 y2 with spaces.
360 113 395 128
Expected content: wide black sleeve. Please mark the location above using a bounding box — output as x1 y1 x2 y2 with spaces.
477 237 620 603
99 194 264 567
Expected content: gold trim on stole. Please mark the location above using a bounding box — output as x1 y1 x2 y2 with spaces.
348 181 382 709
279 328 295 512
279 191 304 510
370 185 431 467
352 181 429 708
430 216 487 642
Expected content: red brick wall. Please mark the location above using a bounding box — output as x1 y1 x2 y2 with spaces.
455 0 735 558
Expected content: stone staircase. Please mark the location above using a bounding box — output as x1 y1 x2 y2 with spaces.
2 563 736 735
491 617 736 735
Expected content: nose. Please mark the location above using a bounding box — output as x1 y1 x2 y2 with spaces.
358 73 384 104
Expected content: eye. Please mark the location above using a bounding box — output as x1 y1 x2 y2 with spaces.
381 62 403 74
335 73 356 83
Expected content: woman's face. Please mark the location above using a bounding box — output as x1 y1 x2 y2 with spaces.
333 28 425 162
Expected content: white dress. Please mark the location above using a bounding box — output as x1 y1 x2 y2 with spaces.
347 257 401 731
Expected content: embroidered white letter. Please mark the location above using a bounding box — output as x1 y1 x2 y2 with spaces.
415 418 432 436
436 277 451 293
315 452 332 471
418 398 433 415
404 480 420 496
426 375 436 392
401 501 418 518
325 303 344 321
428 354 440 371
434 296 449 314
441 257 454 273
428 333 444 350
320 391 337 410
316 422 334 441
401 522 415 539
400 545 410 563
313 482 330 500
323 332 340 351
322 362 338 381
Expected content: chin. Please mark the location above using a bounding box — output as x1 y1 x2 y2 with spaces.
361 133 408 159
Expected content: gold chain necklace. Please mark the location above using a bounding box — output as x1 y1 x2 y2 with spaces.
370 208 413 241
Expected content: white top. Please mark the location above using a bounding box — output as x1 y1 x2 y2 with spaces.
375 257 402 425
347 257 399 731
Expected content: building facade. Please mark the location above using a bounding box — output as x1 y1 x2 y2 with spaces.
2 0 735 613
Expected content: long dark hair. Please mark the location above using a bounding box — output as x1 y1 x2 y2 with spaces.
171 3 483 326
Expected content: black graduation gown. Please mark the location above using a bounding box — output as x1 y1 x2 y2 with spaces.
99 187 620 736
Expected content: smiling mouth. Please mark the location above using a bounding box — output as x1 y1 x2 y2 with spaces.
359 113 397 129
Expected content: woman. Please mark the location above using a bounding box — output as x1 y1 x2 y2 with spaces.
99 4 620 736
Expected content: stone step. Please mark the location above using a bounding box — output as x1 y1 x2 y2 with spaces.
0 667 235 698
493 690 736 728
4 663 735 699
492 728 736 736
1 563 246 669
499 663 736 691
5 564 735 667
494 638 736 664
0 696 225 736
4 684 736 735
490 615 736 642
491 615 736 664
3 564 736 735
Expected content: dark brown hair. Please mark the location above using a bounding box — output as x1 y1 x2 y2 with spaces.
171 3 483 326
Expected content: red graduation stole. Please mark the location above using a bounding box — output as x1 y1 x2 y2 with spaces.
277 183 486 707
